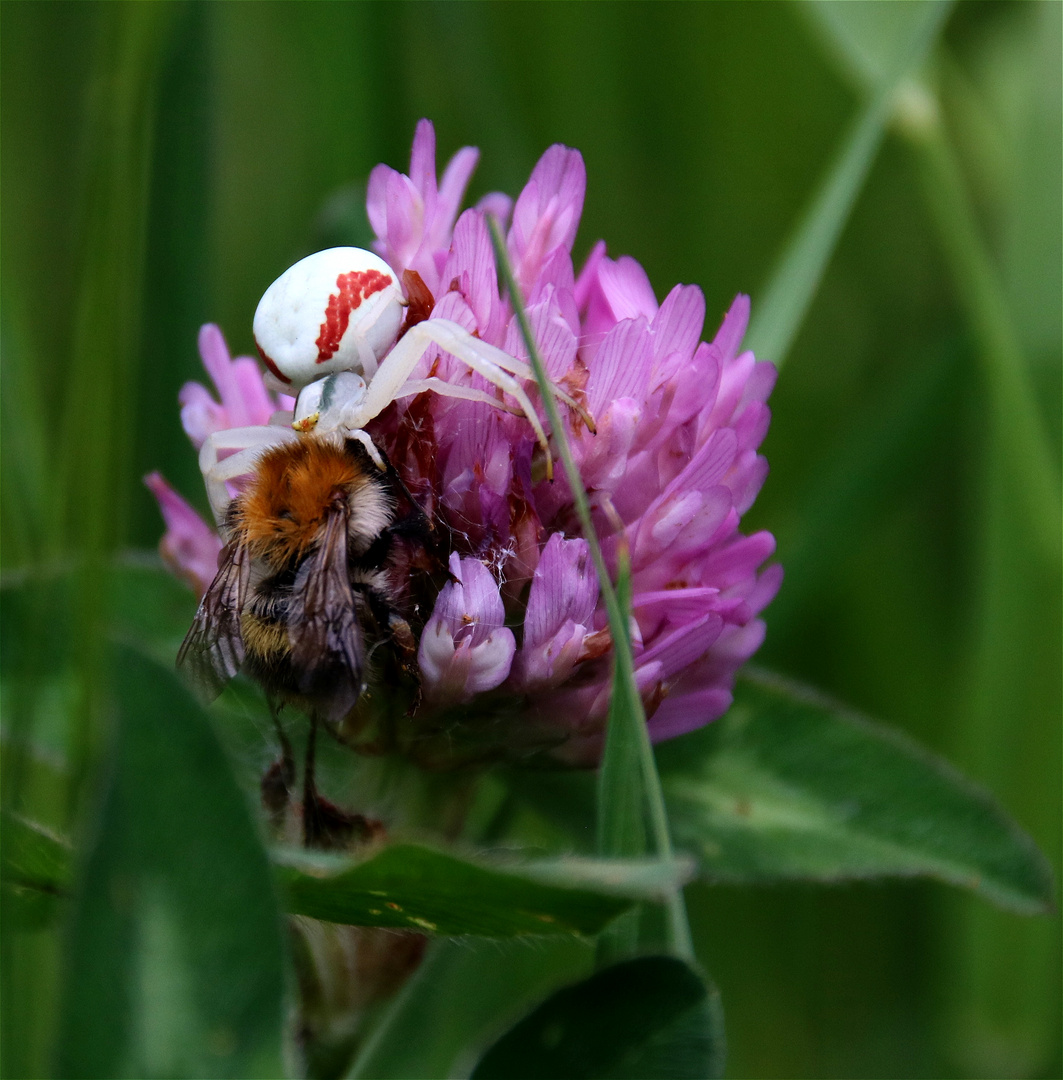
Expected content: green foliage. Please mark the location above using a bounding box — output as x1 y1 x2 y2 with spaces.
2 805 690 942
0 811 71 930
471 956 724 1080
277 844 687 938
660 670 1054 914
53 647 287 1079
1 810 71 894
746 0 951 365
505 670 1053 916
2 1 1059 1077
348 938 593 1080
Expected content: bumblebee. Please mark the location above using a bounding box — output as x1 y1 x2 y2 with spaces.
180 247 592 846
179 433 432 846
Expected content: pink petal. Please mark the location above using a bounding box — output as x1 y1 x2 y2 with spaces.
144 472 223 598
712 618 768 665
598 256 658 322
419 553 516 702
178 381 226 449
742 360 777 407
639 612 725 678
230 357 276 427
572 396 640 493
652 284 706 373
574 240 607 311
633 587 721 624
648 687 734 742
508 145 586 292
523 534 598 648
463 630 517 696
732 454 769 515
502 290 578 379
528 246 576 306
585 317 653 415
385 171 423 266
671 428 740 497
477 191 513 229
196 324 236 401
366 161 395 241
711 294 750 362
443 210 500 340
731 400 771 454
695 531 777 590
708 350 756 428
408 119 438 203
425 290 481 384
434 553 507 645
436 146 480 237
747 563 784 615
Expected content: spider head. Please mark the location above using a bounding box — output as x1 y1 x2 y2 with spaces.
253 247 405 389
292 371 369 435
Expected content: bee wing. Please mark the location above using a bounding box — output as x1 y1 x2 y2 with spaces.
288 503 365 721
177 541 249 701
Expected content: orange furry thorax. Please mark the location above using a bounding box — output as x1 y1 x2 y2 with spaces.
236 437 369 567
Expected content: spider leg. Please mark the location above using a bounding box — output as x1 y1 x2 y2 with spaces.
394 377 523 415
346 428 387 472
420 319 596 433
199 425 299 524
355 320 557 477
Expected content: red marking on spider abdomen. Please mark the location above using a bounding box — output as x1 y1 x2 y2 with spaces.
315 269 392 363
257 343 291 384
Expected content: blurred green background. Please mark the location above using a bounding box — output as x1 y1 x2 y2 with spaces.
2 1 1059 1077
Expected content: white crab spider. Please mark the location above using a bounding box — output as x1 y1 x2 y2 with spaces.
198 246 594 525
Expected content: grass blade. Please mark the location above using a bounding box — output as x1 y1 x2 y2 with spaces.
487 218 693 963
54 3 175 815
745 0 952 365
898 84 1061 563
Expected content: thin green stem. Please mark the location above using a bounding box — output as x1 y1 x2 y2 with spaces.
487 217 693 962
1 5 173 829
898 82 1061 566
746 0 951 366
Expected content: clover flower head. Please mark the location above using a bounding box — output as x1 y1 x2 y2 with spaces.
150 120 780 765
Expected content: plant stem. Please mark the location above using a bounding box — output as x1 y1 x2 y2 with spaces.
487 217 693 962
746 0 951 367
896 80 1061 566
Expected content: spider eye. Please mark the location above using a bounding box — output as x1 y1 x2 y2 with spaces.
253 247 404 389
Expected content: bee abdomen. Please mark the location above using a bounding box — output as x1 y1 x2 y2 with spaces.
241 611 290 665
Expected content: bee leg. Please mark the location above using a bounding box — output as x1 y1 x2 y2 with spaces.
378 450 444 564
302 713 322 847
302 714 361 850
272 700 296 783
261 700 295 828
379 448 424 514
